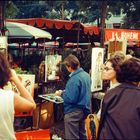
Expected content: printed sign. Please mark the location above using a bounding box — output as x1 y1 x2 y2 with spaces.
0 36 7 49
91 48 104 92
5 74 35 97
45 55 62 81
105 29 140 42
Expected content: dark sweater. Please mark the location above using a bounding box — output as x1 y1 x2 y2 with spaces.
98 83 140 140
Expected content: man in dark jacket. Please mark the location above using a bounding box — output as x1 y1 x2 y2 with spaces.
98 57 140 139
55 54 91 139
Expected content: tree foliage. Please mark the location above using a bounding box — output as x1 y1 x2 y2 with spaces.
121 1 140 29
5 0 140 29
107 0 140 29
12 1 49 18
5 1 18 19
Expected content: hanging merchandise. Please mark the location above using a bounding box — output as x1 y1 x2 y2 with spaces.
0 36 7 49
91 48 104 92
0 36 8 55
45 55 62 81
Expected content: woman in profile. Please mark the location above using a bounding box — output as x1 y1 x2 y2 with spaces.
97 51 125 120
98 57 140 139
0 52 36 139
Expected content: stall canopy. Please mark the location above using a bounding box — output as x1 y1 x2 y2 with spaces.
5 21 52 43
6 18 100 44
105 29 140 47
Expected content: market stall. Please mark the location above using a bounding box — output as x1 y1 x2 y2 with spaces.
5 18 101 139
105 29 140 58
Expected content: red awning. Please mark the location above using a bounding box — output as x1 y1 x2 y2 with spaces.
82 24 99 35
6 18 99 35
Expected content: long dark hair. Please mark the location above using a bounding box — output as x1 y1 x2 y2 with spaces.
0 52 11 88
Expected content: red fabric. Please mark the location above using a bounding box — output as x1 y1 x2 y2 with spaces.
84 26 99 35
6 18 78 30
137 41 140 47
6 18 99 35
16 129 50 140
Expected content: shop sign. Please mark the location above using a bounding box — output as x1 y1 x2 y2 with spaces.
105 29 140 42
112 32 138 40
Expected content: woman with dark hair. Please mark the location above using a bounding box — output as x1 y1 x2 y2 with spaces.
97 52 125 120
98 57 140 139
101 51 125 86
0 52 36 139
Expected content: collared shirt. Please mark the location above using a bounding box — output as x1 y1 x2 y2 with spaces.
69 71 74 77
61 68 91 115
109 82 120 90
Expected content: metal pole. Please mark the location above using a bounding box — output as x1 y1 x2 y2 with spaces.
77 22 80 53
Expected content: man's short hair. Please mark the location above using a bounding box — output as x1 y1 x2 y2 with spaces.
63 54 80 70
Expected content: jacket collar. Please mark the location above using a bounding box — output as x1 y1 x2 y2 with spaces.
69 68 83 77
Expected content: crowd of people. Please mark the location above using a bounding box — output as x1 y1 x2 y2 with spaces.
55 52 140 140
0 50 140 139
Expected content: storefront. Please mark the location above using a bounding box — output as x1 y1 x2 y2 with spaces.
105 29 140 58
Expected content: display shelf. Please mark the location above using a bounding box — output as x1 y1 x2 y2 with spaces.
38 94 63 104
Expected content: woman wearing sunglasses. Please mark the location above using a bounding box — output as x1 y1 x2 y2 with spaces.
97 51 125 119
98 57 140 139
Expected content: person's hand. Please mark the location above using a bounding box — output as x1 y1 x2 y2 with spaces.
55 90 62 96
10 69 20 83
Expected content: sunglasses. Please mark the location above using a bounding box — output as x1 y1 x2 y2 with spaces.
103 67 114 71
101 65 114 71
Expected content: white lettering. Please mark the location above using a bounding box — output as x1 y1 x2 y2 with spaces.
133 33 138 40
115 32 118 39
121 32 125 39
120 32 138 40
130 32 133 40
112 32 115 40
111 31 138 41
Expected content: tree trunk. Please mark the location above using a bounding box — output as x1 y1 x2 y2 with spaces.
0 1 5 35
100 0 107 48
61 3 64 20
